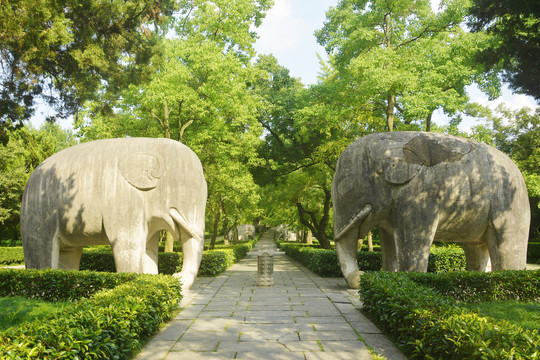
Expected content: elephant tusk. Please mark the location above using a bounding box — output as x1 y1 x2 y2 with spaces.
335 204 373 241
170 208 202 241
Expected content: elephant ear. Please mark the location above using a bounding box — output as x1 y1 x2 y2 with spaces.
403 135 471 166
120 153 164 191
382 134 472 185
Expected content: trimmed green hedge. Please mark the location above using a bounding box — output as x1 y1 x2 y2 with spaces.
406 270 540 302
80 242 254 276
278 243 466 276
0 269 182 359
360 270 540 359
427 245 467 272
0 246 24 265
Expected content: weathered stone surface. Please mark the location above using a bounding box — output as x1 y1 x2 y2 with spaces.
21 137 207 289
257 246 274 287
332 131 530 288
275 224 297 241
229 224 256 242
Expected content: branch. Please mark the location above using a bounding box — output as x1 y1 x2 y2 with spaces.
151 111 164 128
179 120 194 141
296 202 317 234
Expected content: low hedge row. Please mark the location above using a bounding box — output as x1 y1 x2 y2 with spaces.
360 270 540 359
406 270 540 302
0 246 24 265
278 243 466 276
80 242 254 276
0 269 182 359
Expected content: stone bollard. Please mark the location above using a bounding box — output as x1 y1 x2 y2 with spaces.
257 246 274 287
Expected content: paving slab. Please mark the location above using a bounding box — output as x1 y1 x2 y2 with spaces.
133 229 407 360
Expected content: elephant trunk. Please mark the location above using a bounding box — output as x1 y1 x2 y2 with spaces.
170 208 204 290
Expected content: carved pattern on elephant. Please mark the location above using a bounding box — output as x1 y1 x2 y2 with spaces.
119 153 164 191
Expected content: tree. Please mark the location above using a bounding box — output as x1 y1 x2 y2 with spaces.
0 0 179 142
252 55 367 248
315 0 500 132
468 0 540 100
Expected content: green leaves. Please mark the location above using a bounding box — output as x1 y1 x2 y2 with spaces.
0 0 180 129
316 0 500 131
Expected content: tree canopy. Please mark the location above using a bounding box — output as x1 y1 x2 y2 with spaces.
468 0 540 100
0 0 179 142
315 0 501 132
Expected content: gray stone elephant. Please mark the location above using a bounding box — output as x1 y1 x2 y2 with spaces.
21 138 207 289
228 224 256 242
332 131 530 289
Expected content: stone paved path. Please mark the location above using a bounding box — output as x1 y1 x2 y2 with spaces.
134 229 407 360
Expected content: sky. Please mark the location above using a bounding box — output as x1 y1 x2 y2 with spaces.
252 0 538 131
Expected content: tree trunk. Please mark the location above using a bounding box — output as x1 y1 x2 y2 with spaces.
209 204 222 250
231 222 239 244
151 99 171 139
164 231 174 252
367 231 373 252
296 184 332 249
425 111 433 132
305 229 312 244
387 93 395 132
357 237 364 251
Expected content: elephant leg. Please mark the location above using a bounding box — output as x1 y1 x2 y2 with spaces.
142 232 160 274
462 242 491 271
393 203 438 272
486 182 529 270
484 220 527 270
58 246 83 270
380 227 397 271
107 223 150 274
174 228 203 290
22 216 60 269
336 229 361 289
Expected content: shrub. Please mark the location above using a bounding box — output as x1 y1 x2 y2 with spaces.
16 242 252 278
406 270 540 303
159 252 182 275
198 249 235 276
357 251 382 271
427 245 467 272
80 248 117 272
360 271 540 359
232 242 253 262
279 243 466 275
0 269 182 359
0 268 137 301
0 246 24 265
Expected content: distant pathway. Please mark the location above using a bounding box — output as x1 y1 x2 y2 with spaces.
134 228 406 359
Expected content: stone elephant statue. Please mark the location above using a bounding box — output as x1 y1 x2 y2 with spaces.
21 138 207 289
332 131 530 289
275 225 297 242
228 224 256 242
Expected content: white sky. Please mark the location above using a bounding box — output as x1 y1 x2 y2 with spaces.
252 0 538 131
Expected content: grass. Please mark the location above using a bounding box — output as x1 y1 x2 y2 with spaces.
0 296 68 331
467 301 540 331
